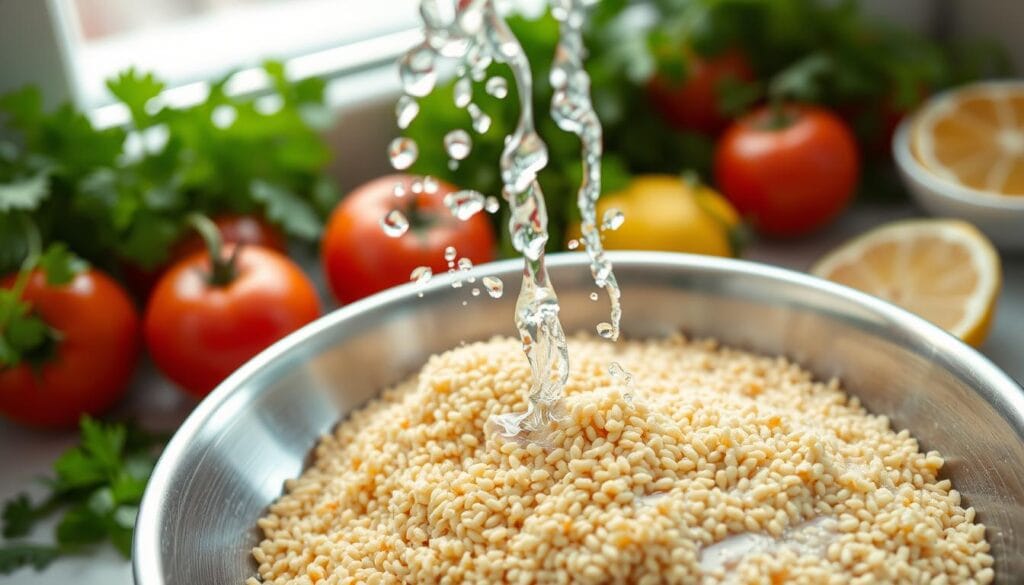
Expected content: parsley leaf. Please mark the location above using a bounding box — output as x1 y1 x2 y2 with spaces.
0 417 165 574
106 69 166 129
251 180 323 240
0 544 60 574
2 495 40 539
37 243 87 286
0 174 48 212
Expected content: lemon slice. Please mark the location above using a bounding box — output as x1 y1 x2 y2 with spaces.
912 82 1024 196
811 219 1001 346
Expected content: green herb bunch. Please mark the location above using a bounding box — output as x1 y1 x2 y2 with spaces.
0 417 165 573
0 62 340 278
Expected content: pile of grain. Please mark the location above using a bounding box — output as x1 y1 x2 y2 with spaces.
250 335 993 584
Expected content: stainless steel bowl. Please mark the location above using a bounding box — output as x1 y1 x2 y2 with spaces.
134 252 1024 584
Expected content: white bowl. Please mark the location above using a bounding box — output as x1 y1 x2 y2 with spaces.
893 102 1024 250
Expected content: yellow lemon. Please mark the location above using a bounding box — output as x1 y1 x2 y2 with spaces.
571 175 741 257
812 219 1001 346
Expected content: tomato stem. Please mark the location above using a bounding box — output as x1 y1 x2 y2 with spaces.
186 213 237 286
763 99 795 131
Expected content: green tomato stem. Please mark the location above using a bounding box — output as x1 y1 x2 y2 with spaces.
186 213 237 287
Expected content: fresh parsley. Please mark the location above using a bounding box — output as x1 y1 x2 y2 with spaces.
0 62 339 278
0 417 165 574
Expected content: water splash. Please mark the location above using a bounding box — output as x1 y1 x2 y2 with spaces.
484 196 500 213
410 265 433 285
548 0 622 343
482 275 504 298
444 129 473 160
380 210 410 237
453 77 473 108
388 137 418 170
485 76 509 98
468 103 492 133
602 208 625 231
444 190 486 220
395 95 420 129
398 0 620 436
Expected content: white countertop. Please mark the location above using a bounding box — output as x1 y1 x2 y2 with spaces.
0 204 1021 584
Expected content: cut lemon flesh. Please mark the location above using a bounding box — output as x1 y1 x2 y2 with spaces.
912 82 1024 196
811 220 1001 346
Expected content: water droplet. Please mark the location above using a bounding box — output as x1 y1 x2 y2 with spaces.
590 292 599 301
458 257 473 271
380 209 409 237
393 182 407 198
409 266 433 285
448 159 460 171
602 208 625 231
485 76 508 99
444 246 457 262
567 239 579 250
422 176 439 194
461 300 468 306
482 276 503 298
388 137 418 170
471 288 481 296
608 361 633 386
468 103 492 133
410 179 424 194
499 41 520 58
485 196 500 214
443 190 486 220
395 95 419 129
452 280 464 289
444 130 473 160
417 291 424 298
399 44 437 97
454 77 472 108
597 322 615 339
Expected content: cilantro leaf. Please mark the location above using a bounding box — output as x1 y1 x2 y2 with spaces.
55 505 105 547
2 494 37 538
0 543 60 574
1 417 165 570
106 69 166 129
251 180 322 240
0 173 48 212
37 243 87 286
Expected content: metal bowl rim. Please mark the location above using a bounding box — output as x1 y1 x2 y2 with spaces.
133 250 1024 584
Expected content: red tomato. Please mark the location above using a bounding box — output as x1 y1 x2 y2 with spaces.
123 214 287 299
321 174 497 304
144 246 320 398
838 86 929 158
714 104 860 238
0 269 140 428
648 50 756 135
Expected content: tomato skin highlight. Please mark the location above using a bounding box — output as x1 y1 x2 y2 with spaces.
321 174 497 305
714 104 860 238
647 50 756 135
0 269 141 429
144 245 320 398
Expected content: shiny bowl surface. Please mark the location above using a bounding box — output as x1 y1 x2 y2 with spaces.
134 252 1024 584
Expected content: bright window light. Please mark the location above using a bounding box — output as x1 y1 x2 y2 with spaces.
51 0 420 111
